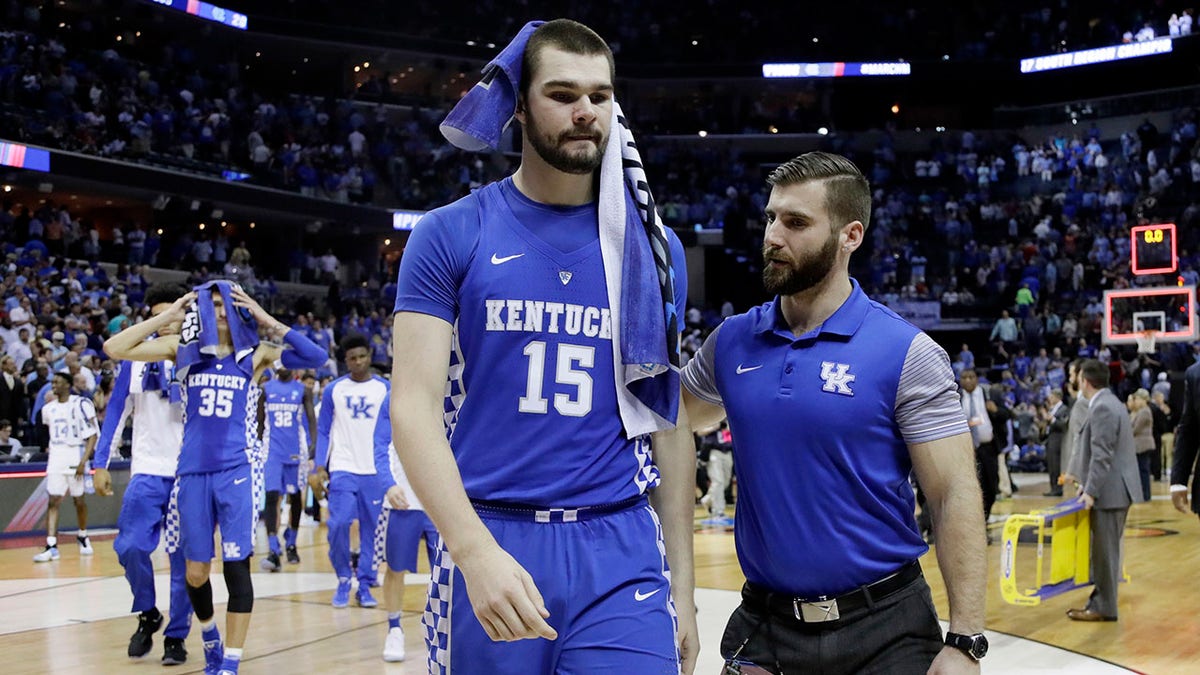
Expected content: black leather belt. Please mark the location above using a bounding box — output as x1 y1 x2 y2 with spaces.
743 560 923 623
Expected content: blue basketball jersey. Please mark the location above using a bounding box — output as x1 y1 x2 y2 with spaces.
394 178 687 507
263 379 307 464
179 352 259 475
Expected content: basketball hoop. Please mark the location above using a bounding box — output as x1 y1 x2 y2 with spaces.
1135 330 1158 354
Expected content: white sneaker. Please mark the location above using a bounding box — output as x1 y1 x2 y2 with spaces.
383 626 406 662
33 545 60 562
77 537 94 556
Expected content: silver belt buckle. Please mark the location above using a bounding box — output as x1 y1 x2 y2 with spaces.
793 595 840 622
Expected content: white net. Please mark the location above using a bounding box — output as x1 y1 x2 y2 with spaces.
1135 330 1158 354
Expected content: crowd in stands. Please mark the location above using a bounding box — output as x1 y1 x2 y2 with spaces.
223 0 1194 63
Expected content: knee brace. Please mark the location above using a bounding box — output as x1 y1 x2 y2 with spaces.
263 491 280 533
223 558 254 613
186 579 215 622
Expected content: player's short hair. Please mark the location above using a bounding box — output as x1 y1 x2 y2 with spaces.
1079 359 1109 388
520 19 614 99
145 282 188 308
52 371 72 386
0 419 10 430
339 333 369 356
767 151 872 232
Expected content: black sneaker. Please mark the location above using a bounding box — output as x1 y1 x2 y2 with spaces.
350 551 360 571
286 545 300 565
260 552 281 573
128 609 163 658
161 636 187 665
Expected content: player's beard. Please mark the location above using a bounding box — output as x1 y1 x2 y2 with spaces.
762 231 839 296
525 112 606 175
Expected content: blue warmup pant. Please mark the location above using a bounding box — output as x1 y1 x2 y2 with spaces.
326 471 385 584
113 474 193 639
383 509 439 573
423 498 679 674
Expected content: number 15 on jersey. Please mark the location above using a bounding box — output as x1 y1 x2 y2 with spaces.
518 341 594 417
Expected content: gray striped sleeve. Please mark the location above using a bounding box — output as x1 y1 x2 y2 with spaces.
895 332 970 445
681 323 724 407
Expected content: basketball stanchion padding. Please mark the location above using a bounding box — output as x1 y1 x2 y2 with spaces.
1000 498 1130 606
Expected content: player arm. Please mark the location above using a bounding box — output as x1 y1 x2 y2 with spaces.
93 364 133 470
76 399 101 477
303 387 317 458
104 293 191 362
648 390 698 619
679 325 727 431
313 383 334 470
897 333 985 642
373 390 396 489
392 310 556 640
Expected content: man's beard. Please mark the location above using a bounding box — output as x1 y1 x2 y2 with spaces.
525 113 605 175
762 231 839 296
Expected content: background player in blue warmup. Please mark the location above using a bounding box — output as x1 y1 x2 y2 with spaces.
105 281 326 675
391 19 699 675
93 282 192 664
372 389 441 663
312 334 390 608
259 366 316 572
681 152 988 674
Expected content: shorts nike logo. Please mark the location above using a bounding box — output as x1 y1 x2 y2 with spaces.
233 477 249 485
372 500 382 505
736 364 763 374
491 253 524 265
634 588 662 602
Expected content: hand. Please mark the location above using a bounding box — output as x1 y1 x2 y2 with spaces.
1059 473 1077 487
93 468 113 496
1172 490 1190 514
161 292 196 325
456 543 558 642
927 645 980 674
385 485 408 510
1079 492 1095 509
230 287 282 334
985 400 998 414
74 462 87 479
674 598 700 675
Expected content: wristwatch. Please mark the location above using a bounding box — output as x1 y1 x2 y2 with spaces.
945 632 989 660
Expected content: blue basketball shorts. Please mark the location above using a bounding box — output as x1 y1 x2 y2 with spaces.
176 463 256 562
384 509 439 573
264 458 301 495
422 497 679 674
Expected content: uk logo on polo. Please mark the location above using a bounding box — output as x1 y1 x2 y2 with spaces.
819 362 855 396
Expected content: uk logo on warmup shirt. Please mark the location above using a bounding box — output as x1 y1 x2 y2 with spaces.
820 362 856 396
345 395 376 419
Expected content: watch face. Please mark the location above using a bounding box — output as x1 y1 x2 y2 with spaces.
970 635 989 659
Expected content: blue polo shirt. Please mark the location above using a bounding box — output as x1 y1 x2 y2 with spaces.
682 279 967 597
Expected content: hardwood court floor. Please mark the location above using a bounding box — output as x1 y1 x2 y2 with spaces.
1 475 1196 674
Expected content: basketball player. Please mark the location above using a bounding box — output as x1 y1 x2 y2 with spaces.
93 282 192 664
104 280 326 675
390 19 698 674
33 371 98 562
312 334 390 608
681 152 987 673
373 391 440 662
260 367 315 571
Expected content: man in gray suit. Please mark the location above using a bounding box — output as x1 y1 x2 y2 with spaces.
1061 360 1090 490
1041 389 1070 496
1064 359 1139 622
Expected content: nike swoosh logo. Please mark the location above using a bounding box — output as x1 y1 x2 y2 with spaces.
736 364 763 374
372 500 382 505
490 253 524 265
634 588 662 602
233 477 248 485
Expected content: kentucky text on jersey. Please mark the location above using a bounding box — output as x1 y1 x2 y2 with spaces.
188 372 248 389
484 299 612 338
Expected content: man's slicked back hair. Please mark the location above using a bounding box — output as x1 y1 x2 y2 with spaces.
767 151 872 232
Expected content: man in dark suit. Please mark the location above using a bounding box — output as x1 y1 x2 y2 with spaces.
1171 360 1200 519
0 355 26 439
1042 389 1070 496
1064 359 1139 622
